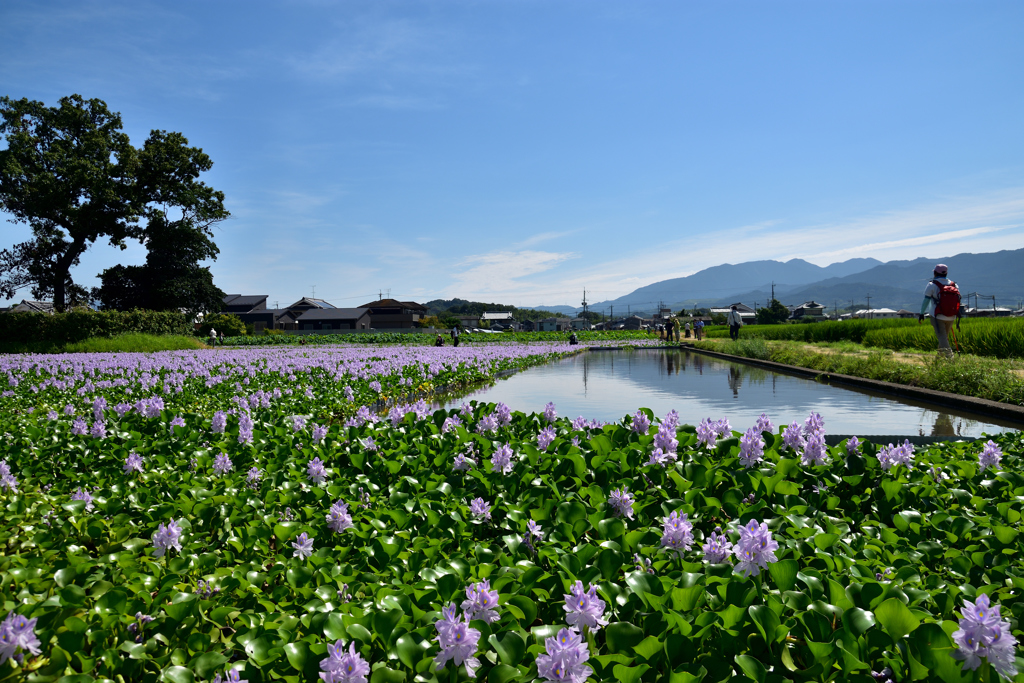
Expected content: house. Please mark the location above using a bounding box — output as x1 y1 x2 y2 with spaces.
621 315 648 330
295 308 372 331
896 309 917 319
223 294 268 313
537 317 573 332
570 318 591 331
790 301 826 320
358 299 428 328
454 315 481 329
521 320 537 332
482 311 514 322
853 308 899 319
7 300 54 314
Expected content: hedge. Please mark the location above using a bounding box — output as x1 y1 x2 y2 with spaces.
0 310 192 344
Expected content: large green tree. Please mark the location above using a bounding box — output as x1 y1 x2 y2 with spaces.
0 95 228 310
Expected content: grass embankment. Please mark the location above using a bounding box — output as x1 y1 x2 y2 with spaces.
0 333 206 354
707 317 1024 359
223 330 658 346
694 338 1024 406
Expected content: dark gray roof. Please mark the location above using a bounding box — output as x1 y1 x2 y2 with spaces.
287 297 337 310
296 308 371 321
223 294 267 307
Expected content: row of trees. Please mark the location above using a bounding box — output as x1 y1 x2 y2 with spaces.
0 95 229 316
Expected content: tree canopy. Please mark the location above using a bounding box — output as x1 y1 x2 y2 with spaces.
756 298 791 325
0 95 228 311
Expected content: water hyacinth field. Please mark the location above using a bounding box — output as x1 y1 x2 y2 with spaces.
1 344 1023 683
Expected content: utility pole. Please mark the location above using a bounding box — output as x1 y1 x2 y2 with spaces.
865 293 872 318
771 281 775 303
311 285 316 298
610 305 613 320
274 301 279 310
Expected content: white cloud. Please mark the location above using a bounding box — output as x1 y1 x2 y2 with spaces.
447 250 577 299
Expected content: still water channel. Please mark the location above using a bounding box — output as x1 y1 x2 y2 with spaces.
445 349 1017 438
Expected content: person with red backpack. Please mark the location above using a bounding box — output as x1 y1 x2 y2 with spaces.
918 263 961 358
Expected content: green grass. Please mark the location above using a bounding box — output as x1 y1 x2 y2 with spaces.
696 339 1024 405
0 333 206 354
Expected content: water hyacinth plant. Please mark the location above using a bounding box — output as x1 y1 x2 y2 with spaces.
0 342 1020 681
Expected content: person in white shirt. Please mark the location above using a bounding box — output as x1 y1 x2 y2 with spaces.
726 306 744 341
919 263 959 358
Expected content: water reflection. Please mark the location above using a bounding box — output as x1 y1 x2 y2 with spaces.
444 349 1016 437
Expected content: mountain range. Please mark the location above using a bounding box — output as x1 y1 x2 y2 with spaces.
527 247 1024 316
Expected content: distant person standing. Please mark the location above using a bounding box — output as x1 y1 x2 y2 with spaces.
727 305 744 341
450 325 460 347
218 331 225 346
435 334 445 347
684 321 691 339
208 327 217 347
695 319 704 341
919 263 961 358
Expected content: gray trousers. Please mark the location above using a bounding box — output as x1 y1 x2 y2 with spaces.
931 317 955 357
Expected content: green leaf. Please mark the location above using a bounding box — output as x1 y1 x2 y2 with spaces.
285 641 311 673
60 584 87 607
372 608 404 642
597 549 624 581
841 607 876 636
489 664 521 683
556 501 587 525
598 518 625 540
875 597 921 642
489 631 526 667
324 613 346 640
633 635 662 662
286 566 313 588
669 666 707 683
160 666 194 683
165 593 198 621
748 605 781 644
734 654 766 683
396 633 429 669
192 653 229 679
613 664 650 683
507 595 537 626
370 667 407 683
767 559 798 591
605 622 645 654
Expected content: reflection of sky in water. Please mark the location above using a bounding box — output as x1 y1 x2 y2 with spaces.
444 350 1018 437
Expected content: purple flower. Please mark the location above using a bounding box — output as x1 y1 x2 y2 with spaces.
453 452 476 472
246 467 262 489
754 413 773 433
490 443 514 475
90 419 106 439
307 456 328 484
169 416 186 432
696 418 717 448
291 532 314 560
876 440 915 472
631 410 651 434
782 421 805 452
152 519 183 557
71 418 88 436
660 510 694 556
459 402 472 416
63 404 75 416
494 403 512 427
344 386 355 401
527 520 543 540
702 527 733 564
114 403 131 417
475 413 498 435
846 436 861 454
312 424 328 444
801 432 828 467
71 487 94 511
563 581 608 632
320 641 370 683
803 412 824 436
442 416 462 434
537 426 557 451
543 402 558 424
536 628 592 683
327 500 354 533
469 497 491 521
952 592 1018 678
213 669 248 683
571 416 588 431
213 452 233 476
291 415 307 432
653 421 678 455
979 440 1003 471
0 611 41 665
647 447 678 467
237 411 253 445
0 460 17 493
738 427 764 468
47 410 58 420
607 487 635 520
124 452 143 474
635 554 653 573
713 418 731 438
461 580 500 623
212 410 227 433
733 519 779 578
433 604 481 678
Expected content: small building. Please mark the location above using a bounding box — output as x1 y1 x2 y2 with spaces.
853 308 900 319
358 299 428 328
710 302 756 323
295 308 372 331
790 301 827 320
454 315 480 329
7 300 54 314
896 309 917 319
621 315 648 330
521 319 537 332
537 317 573 332
570 318 591 331
482 311 514 322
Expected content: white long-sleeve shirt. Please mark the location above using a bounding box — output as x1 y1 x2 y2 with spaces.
726 311 744 326
921 278 956 321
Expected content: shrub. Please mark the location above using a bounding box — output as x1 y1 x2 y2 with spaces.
0 310 191 344
197 313 246 338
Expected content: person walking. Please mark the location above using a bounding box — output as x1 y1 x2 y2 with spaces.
218 331 225 346
684 321 691 339
208 327 217 347
450 325 460 347
919 263 961 358
726 305 744 341
695 319 704 341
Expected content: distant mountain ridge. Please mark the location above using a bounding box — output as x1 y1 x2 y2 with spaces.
583 248 1024 314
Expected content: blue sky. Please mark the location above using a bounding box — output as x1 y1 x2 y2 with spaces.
2 0 1023 309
